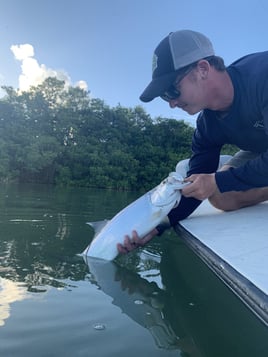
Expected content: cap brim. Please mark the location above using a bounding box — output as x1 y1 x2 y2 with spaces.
139 72 178 103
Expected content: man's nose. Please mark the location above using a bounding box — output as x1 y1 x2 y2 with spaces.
169 98 180 108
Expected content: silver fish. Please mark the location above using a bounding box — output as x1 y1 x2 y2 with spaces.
82 172 188 261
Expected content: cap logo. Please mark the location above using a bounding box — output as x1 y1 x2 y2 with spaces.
152 53 158 74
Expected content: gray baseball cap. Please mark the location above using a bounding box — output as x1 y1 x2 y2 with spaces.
140 30 215 102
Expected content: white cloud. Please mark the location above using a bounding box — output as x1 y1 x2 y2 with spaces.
75 80 88 91
10 43 34 61
10 43 88 92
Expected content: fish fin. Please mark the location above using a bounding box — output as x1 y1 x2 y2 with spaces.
86 219 109 235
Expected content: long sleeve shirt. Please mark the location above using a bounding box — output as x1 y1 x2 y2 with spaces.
168 51 268 226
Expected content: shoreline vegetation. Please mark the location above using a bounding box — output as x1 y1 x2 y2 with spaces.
0 77 236 191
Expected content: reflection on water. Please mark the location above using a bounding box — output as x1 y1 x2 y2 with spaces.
84 255 180 351
0 278 28 326
0 183 268 357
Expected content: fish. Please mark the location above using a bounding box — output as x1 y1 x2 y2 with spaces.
82 171 189 261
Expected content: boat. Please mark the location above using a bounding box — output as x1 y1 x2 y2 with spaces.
175 199 268 326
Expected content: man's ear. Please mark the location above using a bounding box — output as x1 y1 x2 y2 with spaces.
197 60 210 79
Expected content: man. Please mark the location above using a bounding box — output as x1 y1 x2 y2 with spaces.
118 29 268 254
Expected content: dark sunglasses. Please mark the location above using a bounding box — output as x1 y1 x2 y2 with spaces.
160 65 196 102
160 85 181 102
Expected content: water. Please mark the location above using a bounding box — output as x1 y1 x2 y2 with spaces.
0 183 267 357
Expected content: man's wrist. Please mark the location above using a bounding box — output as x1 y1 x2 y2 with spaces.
156 216 171 235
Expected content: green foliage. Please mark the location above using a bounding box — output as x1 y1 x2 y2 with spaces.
0 77 236 190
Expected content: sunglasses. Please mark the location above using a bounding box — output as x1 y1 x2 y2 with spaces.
160 65 196 102
160 85 181 102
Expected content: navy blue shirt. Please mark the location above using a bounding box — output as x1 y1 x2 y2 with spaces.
168 51 268 226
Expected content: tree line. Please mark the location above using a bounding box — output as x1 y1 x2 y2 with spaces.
0 77 236 191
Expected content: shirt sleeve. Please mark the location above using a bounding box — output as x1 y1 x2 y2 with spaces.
166 112 222 226
216 84 268 192
215 148 268 192
168 195 202 226
187 111 224 177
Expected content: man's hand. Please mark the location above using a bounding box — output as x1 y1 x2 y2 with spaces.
117 228 158 255
182 173 217 200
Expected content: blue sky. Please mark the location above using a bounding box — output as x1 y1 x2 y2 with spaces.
1 0 268 125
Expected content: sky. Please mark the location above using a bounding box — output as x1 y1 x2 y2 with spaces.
1 0 268 126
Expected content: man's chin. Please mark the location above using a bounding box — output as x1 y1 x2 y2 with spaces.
183 107 199 115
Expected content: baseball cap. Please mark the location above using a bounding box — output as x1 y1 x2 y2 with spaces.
140 30 215 103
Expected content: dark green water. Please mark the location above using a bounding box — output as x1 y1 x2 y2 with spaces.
0 183 267 357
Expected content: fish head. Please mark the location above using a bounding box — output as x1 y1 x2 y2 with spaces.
150 172 189 207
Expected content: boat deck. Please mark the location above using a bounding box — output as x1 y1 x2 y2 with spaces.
176 200 268 326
